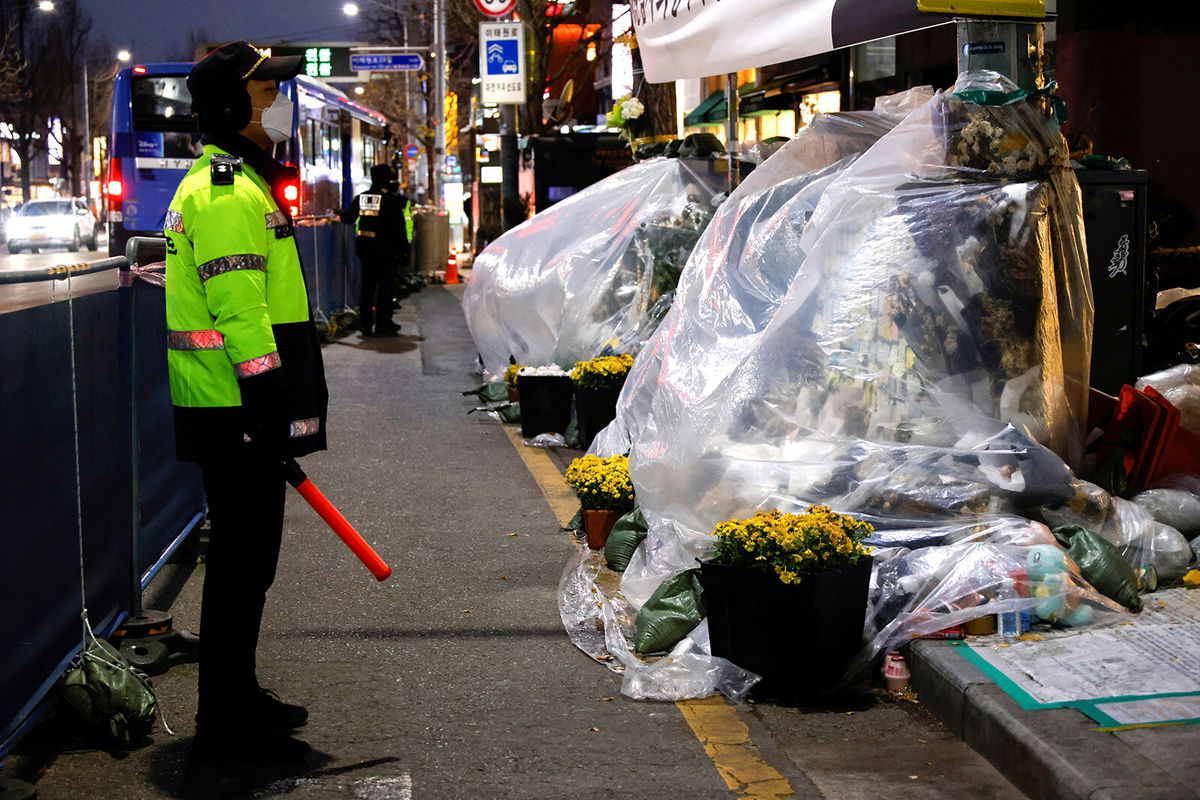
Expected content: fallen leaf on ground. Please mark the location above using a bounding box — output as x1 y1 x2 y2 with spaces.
601 697 614 702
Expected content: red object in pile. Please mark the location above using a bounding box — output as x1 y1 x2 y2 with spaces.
1088 384 1200 491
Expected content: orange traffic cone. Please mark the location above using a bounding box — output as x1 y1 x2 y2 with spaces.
445 248 459 284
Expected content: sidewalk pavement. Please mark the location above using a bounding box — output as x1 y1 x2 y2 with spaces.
5 282 1195 799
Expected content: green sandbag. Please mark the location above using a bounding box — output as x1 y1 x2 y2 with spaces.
496 401 520 424
1053 525 1142 611
462 381 509 403
604 507 648 572
634 568 704 656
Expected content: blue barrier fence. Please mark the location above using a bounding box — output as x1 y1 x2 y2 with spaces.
0 257 202 754
0 222 356 755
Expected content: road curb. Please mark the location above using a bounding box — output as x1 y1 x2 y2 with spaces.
910 640 1197 800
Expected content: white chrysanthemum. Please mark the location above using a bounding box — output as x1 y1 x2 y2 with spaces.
621 97 645 120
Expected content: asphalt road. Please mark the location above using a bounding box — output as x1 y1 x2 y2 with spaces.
5 285 1028 800
0 236 115 314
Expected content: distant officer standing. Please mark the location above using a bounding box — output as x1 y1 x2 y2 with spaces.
163 41 327 764
340 163 409 336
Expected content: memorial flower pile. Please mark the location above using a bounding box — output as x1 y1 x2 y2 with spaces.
564 454 636 512
570 354 635 392
711 507 873 585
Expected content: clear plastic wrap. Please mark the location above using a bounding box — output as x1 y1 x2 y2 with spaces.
577 76 1128 699
865 517 1124 661
1131 488 1200 537
1136 363 1200 434
557 547 760 701
462 157 725 379
1041 481 1196 582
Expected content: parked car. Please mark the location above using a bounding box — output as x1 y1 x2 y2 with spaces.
6 198 100 253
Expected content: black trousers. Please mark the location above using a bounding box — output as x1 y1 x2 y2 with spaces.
359 255 397 333
197 451 287 722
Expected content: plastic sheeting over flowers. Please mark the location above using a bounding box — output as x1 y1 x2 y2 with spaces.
574 75 1136 699
462 157 725 380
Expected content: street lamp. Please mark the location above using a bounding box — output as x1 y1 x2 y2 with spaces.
343 0 447 209
37 1 55 11
116 49 131 62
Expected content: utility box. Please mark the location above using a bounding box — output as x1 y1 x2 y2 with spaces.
413 208 450 275
1076 168 1150 394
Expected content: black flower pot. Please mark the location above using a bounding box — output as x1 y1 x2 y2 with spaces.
699 558 872 700
574 385 622 451
517 375 574 438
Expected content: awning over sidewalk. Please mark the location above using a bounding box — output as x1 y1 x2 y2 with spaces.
682 91 725 127
632 0 1010 83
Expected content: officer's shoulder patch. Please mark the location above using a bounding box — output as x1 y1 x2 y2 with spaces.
210 153 243 186
165 209 185 234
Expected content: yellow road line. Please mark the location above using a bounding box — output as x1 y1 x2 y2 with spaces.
499 423 795 799
677 697 795 799
499 423 580 528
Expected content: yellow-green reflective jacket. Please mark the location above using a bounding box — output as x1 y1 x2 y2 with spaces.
164 143 327 462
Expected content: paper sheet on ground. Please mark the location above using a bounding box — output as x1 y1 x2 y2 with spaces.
962 589 1200 713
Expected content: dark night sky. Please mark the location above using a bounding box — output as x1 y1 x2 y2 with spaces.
81 0 374 63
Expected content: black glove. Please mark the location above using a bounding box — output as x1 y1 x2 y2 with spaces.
239 368 290 461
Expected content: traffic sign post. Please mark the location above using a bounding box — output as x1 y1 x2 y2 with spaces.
351 52 425 72
479 22 525 104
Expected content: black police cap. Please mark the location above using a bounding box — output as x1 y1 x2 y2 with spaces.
188 41 304 95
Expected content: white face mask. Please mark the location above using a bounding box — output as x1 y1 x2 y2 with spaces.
254 92 294 144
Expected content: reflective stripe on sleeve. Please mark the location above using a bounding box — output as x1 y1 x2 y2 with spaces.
167 329 225 351
197 253 266 282
289 418 320 437
233 351 282 379
265 210 288 228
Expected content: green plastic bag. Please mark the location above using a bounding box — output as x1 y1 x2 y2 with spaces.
60 636 158 749
462 381 509 403
634 568 705 656
1053 525 1142 611
604 507 648 572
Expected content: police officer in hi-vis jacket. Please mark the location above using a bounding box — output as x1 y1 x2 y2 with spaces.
164 41 327 764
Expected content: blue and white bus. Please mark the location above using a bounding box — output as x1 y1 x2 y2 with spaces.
106 62 392 316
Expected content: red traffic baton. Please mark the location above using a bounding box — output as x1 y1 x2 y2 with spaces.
282 459 393 581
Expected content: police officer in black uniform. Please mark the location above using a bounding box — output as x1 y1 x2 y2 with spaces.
340 164 410 336
177 41 327 765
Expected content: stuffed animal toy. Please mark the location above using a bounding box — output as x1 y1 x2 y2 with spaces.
1026 545 1094 626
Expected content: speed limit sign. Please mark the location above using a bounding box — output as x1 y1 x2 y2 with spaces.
473 0 517 17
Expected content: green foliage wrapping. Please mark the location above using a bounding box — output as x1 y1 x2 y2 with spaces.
60 638 157 749
604 507 648 572
1053 525 1143 611
634 568 705 656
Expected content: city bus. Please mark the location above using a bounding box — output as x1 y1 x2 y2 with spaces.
106 61 392 315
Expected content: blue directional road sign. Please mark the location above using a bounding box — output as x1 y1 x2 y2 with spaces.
351 53 425 72
445 155 459 170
